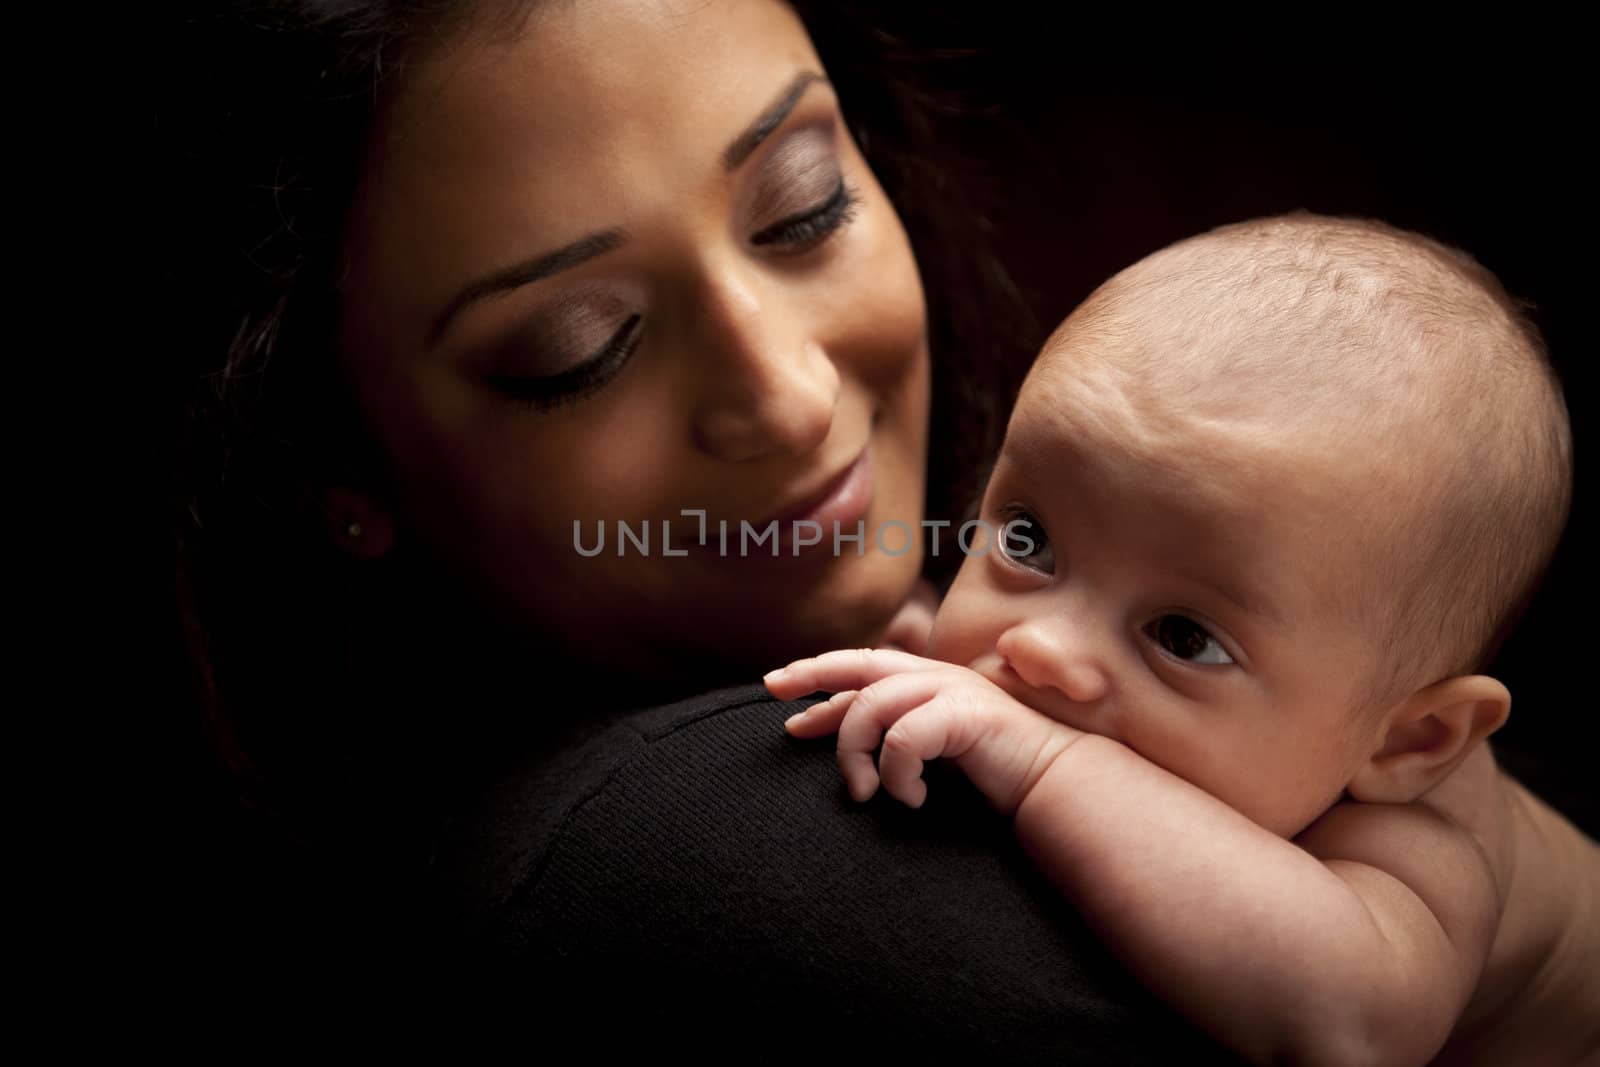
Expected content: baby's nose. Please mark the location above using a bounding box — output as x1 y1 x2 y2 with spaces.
995 617 1110 708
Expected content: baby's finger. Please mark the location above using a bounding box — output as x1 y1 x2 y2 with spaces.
839 749 881 804
783 690 857 738
762 647 947 700
833 671 951 803
875 691 981 809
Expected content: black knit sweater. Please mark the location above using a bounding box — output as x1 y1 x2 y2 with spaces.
427 683 1242 1062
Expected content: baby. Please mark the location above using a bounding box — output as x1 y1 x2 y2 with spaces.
765 214 1598 1066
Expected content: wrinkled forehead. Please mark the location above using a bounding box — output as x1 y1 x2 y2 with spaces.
1015 304 1411 496
1005 331 1403 602
1009 327 1273 486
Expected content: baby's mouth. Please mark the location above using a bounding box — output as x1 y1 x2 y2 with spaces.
981 653 1076 725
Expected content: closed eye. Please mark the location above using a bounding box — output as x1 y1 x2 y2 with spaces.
751 179 861 250
487 314 644 411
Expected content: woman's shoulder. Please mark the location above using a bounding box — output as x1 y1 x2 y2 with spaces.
431 683 785 914
427 682 1237 1062
430 681 1006 926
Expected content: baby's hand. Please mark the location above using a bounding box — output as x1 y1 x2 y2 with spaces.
765 649 1082 816
875 577 938 654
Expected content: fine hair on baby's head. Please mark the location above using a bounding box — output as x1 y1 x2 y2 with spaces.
1038 212 1572 714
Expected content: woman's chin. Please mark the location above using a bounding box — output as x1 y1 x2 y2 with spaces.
790 552 923 654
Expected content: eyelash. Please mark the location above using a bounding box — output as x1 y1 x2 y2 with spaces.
751 179 862 249
995 503 1052 570
488 314 643 412
1141 613 1236 669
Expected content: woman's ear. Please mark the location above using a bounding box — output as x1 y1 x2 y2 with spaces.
1346 675 1510 805
323 485 396 560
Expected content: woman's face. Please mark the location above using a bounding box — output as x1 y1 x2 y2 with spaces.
335 0 931 680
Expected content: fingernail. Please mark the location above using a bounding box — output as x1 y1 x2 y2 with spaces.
783 711 807 730
764 667 789 685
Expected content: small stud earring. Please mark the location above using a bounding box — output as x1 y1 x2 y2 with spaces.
346 521 363 539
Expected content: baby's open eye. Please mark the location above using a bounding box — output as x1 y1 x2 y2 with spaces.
1144 614 1234 666
998 507 1054 574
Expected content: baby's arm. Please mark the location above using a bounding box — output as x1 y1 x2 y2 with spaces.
1018 737 1500 1066
769 650 1501 1067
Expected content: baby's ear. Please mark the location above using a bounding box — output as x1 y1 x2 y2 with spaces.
323 485 396 560
1346 675 1510 805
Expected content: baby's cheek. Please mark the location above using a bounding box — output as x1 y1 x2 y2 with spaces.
1124 722 1274 827
1228 758 1342 839
926 583 997 668
925 611 961 663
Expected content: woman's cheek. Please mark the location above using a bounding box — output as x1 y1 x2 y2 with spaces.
832 168 928 386
868 241 928 386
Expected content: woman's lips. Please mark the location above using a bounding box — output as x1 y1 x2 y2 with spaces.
758 447 875 556
766 448 870 524
668 448 876 563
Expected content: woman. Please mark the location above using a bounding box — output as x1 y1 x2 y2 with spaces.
172 1 1236 1058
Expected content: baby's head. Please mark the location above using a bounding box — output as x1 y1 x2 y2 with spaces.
931 213 1571 837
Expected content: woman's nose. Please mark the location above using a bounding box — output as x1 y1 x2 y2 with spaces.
995 615 1110 708
688 267 840 462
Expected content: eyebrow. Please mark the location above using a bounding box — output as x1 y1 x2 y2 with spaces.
427 230 625 347
1159 518 1282 628
426 69 829 350
1204 573 1277 628
722 70 827 170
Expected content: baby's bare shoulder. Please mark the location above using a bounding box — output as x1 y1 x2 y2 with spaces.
1295 757 1505 950
1312 744 1516 877
1505 772 1600 879
1297 794 1494 884
1435 769 1600 1064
